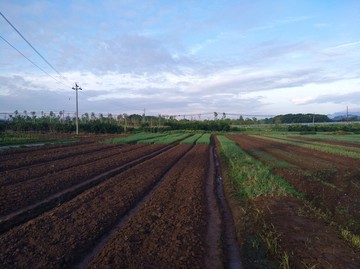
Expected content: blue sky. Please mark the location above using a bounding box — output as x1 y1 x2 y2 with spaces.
1 0 359 118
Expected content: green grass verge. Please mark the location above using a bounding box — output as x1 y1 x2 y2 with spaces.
217 135 301 199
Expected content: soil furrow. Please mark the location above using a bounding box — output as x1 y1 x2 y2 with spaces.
213 144 243 269
0 142 113 171
77 144 194 269
0 144 191 268
0 144 166 216
86 145 208 269
0 144 145 186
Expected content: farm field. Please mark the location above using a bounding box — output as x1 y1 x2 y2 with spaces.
0 133 241 268
225 134 360 268
1 131 360 268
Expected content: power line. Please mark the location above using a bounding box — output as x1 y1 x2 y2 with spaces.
0 11 70 85
0 34 70 88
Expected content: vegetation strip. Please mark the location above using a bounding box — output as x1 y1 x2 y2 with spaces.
104 132 167 144
217 135 301 198
212 143 243 269
222 134 360 267
180 133 203 144
138 133 191 144
254 134 360 159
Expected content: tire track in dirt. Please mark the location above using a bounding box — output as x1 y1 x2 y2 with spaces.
212 144 243 269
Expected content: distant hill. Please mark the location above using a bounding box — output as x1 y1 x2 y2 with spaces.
264 113 331 124
329 111 360 121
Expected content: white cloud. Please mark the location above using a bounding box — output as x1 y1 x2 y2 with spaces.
291 96 314 105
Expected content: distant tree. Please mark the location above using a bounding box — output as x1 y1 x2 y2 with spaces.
214 112 218 120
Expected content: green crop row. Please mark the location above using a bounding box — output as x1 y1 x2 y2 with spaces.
180 133 204 144
196 133 211 144
139 133 191 144
217 135 301 199
104 132 166 144
254 135 360 159
298 134 360 144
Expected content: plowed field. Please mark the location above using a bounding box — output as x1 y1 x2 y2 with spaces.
227 134 360 268
0 136 242 268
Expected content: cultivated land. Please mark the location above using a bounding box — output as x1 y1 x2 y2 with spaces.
225 134 360 268
0 133 241 268
0 132 359 268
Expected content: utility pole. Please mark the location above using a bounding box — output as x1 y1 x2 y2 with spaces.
72 83 82 135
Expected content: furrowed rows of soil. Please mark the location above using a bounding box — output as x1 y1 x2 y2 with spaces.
227 134 360 267
1 143 144 185
0 141 114 171
86 145 209 268
0 143 166 216
0 144 192 268
227 134 360 226
0 141 242 268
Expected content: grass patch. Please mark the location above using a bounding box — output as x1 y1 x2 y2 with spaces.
217 135 301 199
341 229 360 249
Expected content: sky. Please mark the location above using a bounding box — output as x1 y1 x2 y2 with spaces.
1 0 360 118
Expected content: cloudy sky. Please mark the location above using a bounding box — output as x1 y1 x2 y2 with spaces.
1 0 359 118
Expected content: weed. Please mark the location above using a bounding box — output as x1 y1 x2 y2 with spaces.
279 252 290 269
301 261 318 269
341 229 360 249
218 135 302 199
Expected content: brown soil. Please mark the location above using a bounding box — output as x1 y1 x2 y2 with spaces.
0 144 165 216
224 134 360 268
0 137 242 268
0 144 192 268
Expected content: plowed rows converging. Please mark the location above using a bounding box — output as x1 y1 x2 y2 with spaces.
227 134 360 230
0 143 165 216
0 141 109 171
87 145 209 269
0 144 191 268
0 144 221 269
1 144 144 185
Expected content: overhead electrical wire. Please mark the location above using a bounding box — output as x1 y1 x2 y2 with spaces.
0 34 70 88
0 11 71 85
